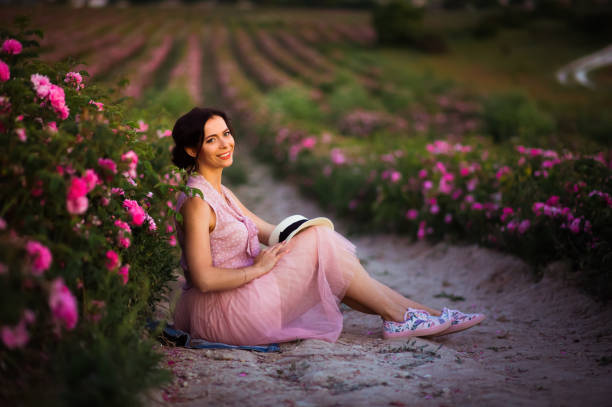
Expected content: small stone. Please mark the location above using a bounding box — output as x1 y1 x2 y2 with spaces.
182 381 188 387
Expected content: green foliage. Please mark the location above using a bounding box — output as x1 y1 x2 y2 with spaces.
0 24 177 406
264 84 325 125
371 1 448 52
371 0 425 45
482 91 555 144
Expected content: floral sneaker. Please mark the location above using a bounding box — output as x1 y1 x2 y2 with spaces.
428 307 486 337
383 308 451 339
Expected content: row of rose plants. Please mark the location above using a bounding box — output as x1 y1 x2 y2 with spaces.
253 28 332 87
0 26 181 405
209 23 612 299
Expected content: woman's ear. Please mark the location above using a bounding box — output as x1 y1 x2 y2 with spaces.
184 146 198 158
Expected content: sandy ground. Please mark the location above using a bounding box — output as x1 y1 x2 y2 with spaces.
148 148 612 406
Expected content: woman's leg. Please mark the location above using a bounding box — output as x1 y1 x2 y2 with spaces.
340 251 441 320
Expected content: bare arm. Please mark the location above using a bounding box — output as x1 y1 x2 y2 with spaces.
181 197 288 293
224 188 276 245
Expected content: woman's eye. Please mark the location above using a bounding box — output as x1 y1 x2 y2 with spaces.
206 137 215 143
224 131 231 137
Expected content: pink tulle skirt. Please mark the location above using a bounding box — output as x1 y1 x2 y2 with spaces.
173 226 357 346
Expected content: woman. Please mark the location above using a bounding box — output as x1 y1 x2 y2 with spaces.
171 107 484 346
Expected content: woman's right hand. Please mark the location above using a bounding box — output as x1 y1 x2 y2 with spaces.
253 241 290 276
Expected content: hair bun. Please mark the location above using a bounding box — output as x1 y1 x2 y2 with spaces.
171 145 195 170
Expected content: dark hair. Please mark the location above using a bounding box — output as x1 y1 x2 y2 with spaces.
171 107 235 173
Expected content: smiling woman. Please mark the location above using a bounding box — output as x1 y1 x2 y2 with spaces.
169 107 485 346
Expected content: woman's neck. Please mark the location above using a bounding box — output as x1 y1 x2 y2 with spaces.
195 168 223 194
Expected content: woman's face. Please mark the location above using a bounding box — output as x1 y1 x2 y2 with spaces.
190 115 235 171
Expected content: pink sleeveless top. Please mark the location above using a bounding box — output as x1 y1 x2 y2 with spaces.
174 174 261 288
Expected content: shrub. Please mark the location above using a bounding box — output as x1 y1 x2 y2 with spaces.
482 91 555 144
0 23 177 405
371 0 425 46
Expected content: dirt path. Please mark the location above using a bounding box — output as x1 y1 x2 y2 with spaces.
149 148 612 406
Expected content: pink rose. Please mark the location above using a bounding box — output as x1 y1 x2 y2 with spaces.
389 171 401 183
83 169 99 192
114 220 131 233
118 264 129 285
406 209 419 220
330 148 346 165
15 128 26 142
1 321 29 349
301 137 316 149
569 218 581 234
168 235 177 247
98 158 118 174
122 199 145 226
0 59 9 82
49 278 78 331
64 72 84 89
67 177 88 200
46 121 58 133
417 221 427 240
31 74 51 98
105 250 119 270
518 219 530 234
118 236 131 249
1 39 22 55
157 129 172 138
66 196 88 214
135 120 148 133
88 100 104 111
25 240 52 275
145 214 157 231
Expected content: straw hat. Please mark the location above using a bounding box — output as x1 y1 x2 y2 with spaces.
268 215 334 246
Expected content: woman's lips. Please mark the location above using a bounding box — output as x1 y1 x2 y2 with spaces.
218 151 232 160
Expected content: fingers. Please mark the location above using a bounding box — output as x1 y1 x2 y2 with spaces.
266 241 290 258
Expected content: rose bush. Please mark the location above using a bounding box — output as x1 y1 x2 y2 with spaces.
0 24 180 406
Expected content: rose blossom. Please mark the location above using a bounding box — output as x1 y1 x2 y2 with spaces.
518 219 531 234
168 235 177 247
0 59 9 82
105 250 119 270
1 321 29 349
49 278 78 330
98 158 117 174
406 209 418 220
114 220 131 233
118 264 129 285
67 177 87 200
1 39 22 55
66 196 88 214
64 72 84 89
301 137 316 149
123 199 146 226
83 169 99 192
25 240 52 275
88 100 104 111
118 236 131 249
15 128 26 142
330 148 346 165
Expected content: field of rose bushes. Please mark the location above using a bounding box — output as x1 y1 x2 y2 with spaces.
0 4 611 406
